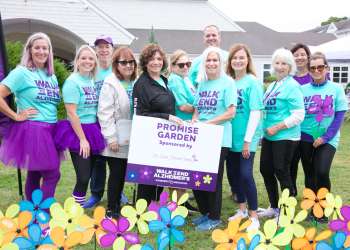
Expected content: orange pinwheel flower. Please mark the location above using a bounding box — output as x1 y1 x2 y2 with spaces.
78 206 106 244
212 217 251 250
50 227 83 250
0 211 32 244
292 227 332 250
301 188 328 218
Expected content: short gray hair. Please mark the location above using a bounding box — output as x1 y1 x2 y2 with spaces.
271 48 297 76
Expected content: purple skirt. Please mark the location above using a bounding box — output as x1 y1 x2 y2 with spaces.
0 121 61 171
54 120 106 155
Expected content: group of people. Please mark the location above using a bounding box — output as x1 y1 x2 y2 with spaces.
0 23 348 232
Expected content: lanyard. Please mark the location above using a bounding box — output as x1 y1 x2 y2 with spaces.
263 79 283 106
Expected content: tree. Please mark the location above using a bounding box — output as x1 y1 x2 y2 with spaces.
148 26 158 44
321 16 348 26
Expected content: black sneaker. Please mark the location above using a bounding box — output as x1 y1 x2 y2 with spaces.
316 216 329 224
184 202 199 213
106 210 120 220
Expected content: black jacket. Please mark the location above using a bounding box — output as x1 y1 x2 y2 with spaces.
132 72 175 120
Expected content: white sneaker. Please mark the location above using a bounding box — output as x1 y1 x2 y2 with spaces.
228 209 248 221
247 217 260 231
257 207 279 218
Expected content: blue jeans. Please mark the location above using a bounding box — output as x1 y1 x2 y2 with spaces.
90 155 107 199
226 151 258 210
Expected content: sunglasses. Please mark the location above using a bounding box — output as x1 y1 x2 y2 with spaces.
310 64 327 72
117 60 135 66
175 62 192 69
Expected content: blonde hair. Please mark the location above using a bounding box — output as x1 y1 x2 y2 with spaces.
196 46 225 83
20 32 54 75
73 45 98 77
169 49 188 72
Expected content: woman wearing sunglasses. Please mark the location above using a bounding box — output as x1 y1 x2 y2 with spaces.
300 52 348 195
97 47 137 218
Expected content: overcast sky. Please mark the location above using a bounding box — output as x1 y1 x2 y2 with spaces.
209 0 349 32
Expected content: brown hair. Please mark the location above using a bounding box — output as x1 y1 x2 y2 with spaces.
111 47 137 81
309 52 329 69
139 44 168 73
226 43 256 79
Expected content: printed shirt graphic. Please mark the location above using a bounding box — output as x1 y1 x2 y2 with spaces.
194 75 237 147
120 80 134 114
301 81 348 148
95 66 112 98
168 73 196 121
231 74 264 152
2 66 60 123
62 73 98 124
263 75 304 141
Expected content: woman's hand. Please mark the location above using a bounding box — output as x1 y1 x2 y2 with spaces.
313 137 324 148
169 115 183 126
15 108 38 121
266 125 279 136
242 141 251 159
109 142 119 152
79 138 90 159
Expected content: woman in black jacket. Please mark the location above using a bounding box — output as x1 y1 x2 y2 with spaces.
132 44 182 203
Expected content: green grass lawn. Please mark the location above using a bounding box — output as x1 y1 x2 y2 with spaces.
0 122 349 249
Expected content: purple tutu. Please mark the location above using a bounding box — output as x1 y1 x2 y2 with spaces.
54 120 106 155
0 121 60 171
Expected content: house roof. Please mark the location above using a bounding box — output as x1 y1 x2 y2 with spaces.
308 18 350 33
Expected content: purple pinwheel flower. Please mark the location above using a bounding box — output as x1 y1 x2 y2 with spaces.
148 192 176 219
99 217 140 249
329 205 350 241
19 189 56 224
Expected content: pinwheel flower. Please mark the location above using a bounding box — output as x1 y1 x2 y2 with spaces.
149 207 185 250
78 206 106 244
249 218 293 250
126 244 154 250
0 204 19 220
236 235 260 250
148 192 170 218
279 208 307 238
49 197 84 234
292 227 332 250
0 231 19 250
324 193 343 220
13 223 54 250
0 211 32 244
278 189 297 217
50 226 83 250
329 205 350 248
169 191 189 219
99 217 140 250
301 188 328 219
316 231 350 250
212 217 251 250
121 199 157 234
20 189 56 225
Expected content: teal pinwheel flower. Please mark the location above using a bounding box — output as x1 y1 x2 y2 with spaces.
13 223 54 249
149 207 185 250
316 231 350 250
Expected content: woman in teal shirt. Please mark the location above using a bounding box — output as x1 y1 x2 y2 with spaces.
191 46 237 231
55 45 105 206
226 44 263 231
258 48 305 219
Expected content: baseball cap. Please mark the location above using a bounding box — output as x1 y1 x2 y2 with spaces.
94 35 113 46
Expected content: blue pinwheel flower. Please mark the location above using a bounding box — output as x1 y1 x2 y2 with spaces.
149 207 185 250
13 223 53 249
141 243 154 250
237 234 260 250
316 231 350 250
19 189 56 224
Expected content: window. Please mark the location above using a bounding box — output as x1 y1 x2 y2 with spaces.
263 64 271 81
332 66 348 84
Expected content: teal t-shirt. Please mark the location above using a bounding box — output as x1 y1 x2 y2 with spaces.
194 75 237 147
231 74 264 152
62 73 98 124
95 66 112 98
301 81 348 148
168 73 196 121
120 80 134 114
189 49 228 86
155 78 167 89
263 75 304 141
2 66 60 123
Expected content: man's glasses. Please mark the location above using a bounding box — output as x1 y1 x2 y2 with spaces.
175 62 192 69
117 60 136 66
310 64 327 72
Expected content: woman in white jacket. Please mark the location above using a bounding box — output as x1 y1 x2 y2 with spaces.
97 47 137 218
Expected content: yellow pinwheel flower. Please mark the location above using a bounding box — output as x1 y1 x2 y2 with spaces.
0 205 19 220
78 206 106 244
0 231 19 250
121 199 157 235
49 197 84 234
50 226 83 250
301 188 328 219
250 218 293 250
279 208 308 238
0 211 32 244
324 193 343 220
292 227 332 250
278 189 297 217
212 217 251 250
170 191 189 219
